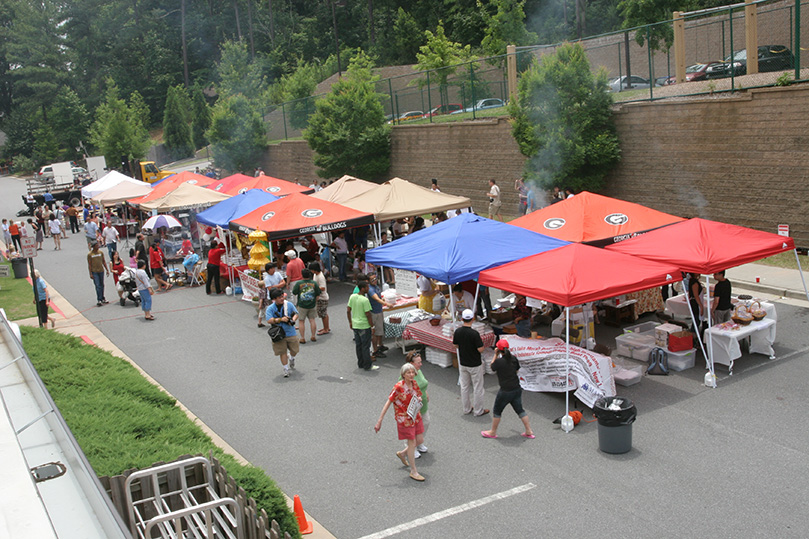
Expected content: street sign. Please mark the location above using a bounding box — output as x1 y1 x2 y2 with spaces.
777 224 789 237
20 236 37 258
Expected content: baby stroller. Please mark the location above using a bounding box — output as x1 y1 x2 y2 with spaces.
118 267 141 307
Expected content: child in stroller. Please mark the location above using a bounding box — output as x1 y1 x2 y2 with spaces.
118 266 142 307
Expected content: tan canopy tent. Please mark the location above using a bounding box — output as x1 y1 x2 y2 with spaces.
310 175 378 204
341 177 471 221
90 180 153 205
81 171 147 199
138 182 231 211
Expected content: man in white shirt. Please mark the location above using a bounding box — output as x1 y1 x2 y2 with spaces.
102 222 119 259
258 263 287 327
486 179 502 221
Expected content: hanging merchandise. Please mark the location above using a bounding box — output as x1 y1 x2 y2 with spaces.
247 229 270 271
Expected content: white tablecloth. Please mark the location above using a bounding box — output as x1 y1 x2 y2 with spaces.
666 295 777 324
705 318 776 371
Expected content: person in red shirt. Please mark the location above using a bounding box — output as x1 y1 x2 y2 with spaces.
9 220 21 252
149 238 172 291
206 241 225 294
284 249 305 289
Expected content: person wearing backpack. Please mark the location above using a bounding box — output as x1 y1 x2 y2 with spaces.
266 288 300 378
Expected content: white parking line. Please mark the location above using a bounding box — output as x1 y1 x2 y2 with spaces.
357 483 537 539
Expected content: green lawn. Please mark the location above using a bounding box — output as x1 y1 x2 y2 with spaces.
0 260 43 320
755 251 805 270
21 327 301 538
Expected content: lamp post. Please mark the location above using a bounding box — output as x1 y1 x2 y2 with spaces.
331 0 346 78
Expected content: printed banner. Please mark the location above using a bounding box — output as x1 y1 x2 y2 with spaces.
504 337 616 408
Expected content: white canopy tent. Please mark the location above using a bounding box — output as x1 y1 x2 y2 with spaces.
81 171 147 200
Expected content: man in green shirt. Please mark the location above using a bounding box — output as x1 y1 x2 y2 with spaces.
347 280 378 371
292 269 321 344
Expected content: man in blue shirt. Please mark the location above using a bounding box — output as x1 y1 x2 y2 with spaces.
266 288 300 378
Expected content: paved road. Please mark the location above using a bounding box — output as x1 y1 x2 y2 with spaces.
3 174 809 538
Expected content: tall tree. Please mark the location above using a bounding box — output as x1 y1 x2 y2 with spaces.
278 62 320 130
216 40 267 101
509 43 620 192
163 85 194 159
50 88 90 161
89 80 150 170
32 124 60 166
304 52 391 179
479 0 538 58
190 86 212 151
415 21 475 107
207 94 268 172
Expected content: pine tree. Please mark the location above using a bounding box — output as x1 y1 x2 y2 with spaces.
163 85 194 159
190 86 211 151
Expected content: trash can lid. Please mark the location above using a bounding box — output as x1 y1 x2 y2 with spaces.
593 396 637 425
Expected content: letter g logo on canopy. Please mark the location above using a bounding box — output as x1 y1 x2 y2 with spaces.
301 209 323 218
543 218 566 230
604 213 629 226
261 212 275 221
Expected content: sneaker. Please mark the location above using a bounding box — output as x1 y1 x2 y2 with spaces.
414 449 421 459
283 369 290 378
365 365 380 371
289 357 296 370
417 444 428 453
97 302 103 307
378 345 389 352
372 351 387 358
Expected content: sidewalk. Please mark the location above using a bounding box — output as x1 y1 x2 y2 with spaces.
726 260 809 303
9 273 335 539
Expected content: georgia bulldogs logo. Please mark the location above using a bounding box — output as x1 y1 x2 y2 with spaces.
238 188 249 194
214 184 223 191
543 218 566 230
301 209 323 218
604 213 629 226
186 180 198 185
261 211 276 221
267 186 281 193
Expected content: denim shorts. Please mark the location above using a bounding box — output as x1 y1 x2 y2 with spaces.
492 387 526 418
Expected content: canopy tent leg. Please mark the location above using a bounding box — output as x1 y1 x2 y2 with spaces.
794 249 809 302
560 307 574 433
685 275 712 386
473 282 480 318
704 274 716 387
449 287 456 322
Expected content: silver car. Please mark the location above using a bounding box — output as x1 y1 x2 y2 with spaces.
608 75 651 92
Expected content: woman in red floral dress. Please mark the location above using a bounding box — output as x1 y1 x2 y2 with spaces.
374 363 425 481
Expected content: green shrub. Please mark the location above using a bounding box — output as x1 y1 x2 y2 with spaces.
12 154 36 175
20 327 300 538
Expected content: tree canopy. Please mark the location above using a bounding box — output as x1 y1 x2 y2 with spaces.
509 42 620 192
303 52 391 180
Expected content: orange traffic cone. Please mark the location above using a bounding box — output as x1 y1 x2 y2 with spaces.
293 494 313 535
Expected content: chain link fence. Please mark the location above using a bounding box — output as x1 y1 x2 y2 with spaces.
267 0 807 141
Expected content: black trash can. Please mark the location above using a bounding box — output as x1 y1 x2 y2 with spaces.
11 258 28 279
593 396 636 454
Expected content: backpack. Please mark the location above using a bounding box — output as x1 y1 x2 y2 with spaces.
647 347 669 375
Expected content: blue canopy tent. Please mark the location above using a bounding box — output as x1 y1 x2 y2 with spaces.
196 189 280 227
366 213 570 318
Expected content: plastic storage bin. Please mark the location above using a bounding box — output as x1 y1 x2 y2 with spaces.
667 348 696 371
622 321 659 334
612 363 643 386
424 347 453 368
615 333 656 361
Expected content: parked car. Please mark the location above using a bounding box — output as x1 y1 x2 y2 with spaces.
34 165 54 183
388 110 425 124
71 166 88 178
451 98 506 114
608 75 652 92
663 62 722 85
423 103 463 118
705 46 794 79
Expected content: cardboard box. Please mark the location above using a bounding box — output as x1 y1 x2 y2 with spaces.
489 309 513 325
668 331 693 352
667 348 696 371
655 323 682 348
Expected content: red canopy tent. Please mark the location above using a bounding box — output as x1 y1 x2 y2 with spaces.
605 218 795 273
479 243 680 428
607 218 798 387
207 174 313 197
511 191 683 246
229 192 374 241
128 171 216 206
479 243 680 307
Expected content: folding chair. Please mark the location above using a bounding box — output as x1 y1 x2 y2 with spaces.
189 261 205 286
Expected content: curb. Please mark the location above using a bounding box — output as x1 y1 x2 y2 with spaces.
732 279 808 302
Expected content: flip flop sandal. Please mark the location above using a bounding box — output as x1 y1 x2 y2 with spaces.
409 473 425 482
396 451 408 467
481 431 498 439
317 329 330 335
521 433 536 439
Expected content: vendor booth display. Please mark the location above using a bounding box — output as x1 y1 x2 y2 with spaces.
479 243 680 431
510 191 683 246
207 174 313 196
607 217 797 385
309 175 377 204
90 180 152 205
82 171 148 199
229 192 375 240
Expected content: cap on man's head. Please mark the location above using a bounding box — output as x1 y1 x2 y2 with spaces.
285 250 297 259
496 339 510 351
461 309 475 321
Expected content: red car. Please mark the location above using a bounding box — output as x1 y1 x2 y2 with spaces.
422 103 463 118
664 62 721 85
